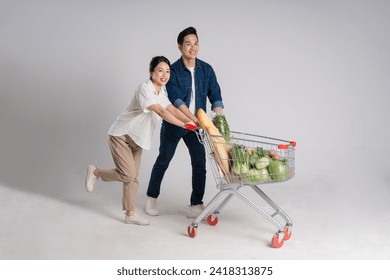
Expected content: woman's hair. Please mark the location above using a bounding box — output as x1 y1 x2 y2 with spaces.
149 56 170 80
177 26 198 45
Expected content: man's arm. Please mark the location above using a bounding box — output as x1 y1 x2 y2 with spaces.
177 104 199 124
166 66 199 123
206 64 224 112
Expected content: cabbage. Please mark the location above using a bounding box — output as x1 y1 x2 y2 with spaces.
255 156 271 169
249 147 262 167
243 168 270 185
249 154 259 166
267 159 289 181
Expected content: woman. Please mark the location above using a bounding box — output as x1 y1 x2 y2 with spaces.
84 56 195 226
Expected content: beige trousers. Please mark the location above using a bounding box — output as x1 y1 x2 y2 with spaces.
99 135 142 211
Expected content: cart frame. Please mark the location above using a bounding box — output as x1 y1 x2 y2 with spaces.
187 129 296 248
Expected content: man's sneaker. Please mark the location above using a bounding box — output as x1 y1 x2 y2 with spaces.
145 197 159 216
85 165 97 192
125 213 150 226
186 204 206 220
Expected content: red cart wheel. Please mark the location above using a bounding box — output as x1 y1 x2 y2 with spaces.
207 214 218 226
187 226 197 238
283 227 292 241
271 234 285 248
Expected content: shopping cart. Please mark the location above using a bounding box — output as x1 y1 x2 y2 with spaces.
187 129 296 248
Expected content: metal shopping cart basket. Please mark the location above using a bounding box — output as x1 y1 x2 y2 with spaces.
187 129 297 248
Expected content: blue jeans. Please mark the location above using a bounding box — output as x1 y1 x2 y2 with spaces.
147 126 206 206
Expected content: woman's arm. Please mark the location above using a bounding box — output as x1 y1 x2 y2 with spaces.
167 104 197 124
148 104 193 128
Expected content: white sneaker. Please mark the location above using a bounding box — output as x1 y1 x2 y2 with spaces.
85 165 97 192
145 197 159 216
186 204 206 220
125 212 150 226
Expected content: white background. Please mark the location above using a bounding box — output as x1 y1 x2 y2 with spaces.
1 0 390 268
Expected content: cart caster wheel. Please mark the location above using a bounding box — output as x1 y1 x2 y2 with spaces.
271 233 285 248
207 214 218 226
187 226 197 238
283 226 292 241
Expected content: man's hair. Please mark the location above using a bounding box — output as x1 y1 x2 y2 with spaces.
177 27 198 45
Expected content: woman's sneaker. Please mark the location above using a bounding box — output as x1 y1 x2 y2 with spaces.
145 197 159 216
85 165 98 192
125 213 150 226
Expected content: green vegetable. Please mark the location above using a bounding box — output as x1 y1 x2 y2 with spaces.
260 149 269 157
243 168 270 185
249 147 262 167
267 159 290 181
255 156 271 169
240 161 249 174
249 154 259 166
232 144 250 175
214 115 230 142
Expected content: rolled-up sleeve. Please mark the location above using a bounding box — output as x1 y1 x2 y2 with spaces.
211 100 224 110
173 98 185 108
166 68 185 108
138 83 158 112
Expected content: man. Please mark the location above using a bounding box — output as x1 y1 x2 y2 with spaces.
145 26 224 218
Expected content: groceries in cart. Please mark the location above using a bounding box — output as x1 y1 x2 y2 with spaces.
196 108 295 185
213 113 230 142
187 109 296 248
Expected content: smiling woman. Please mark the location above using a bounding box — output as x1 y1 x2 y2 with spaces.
149 56 171 92
84 56 196 226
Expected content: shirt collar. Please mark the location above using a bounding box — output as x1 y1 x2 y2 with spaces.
179 57 201 71
146 80 166 95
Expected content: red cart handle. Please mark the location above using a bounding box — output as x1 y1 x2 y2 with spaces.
278 141 297 149
185 123 198 131
290 141 297 147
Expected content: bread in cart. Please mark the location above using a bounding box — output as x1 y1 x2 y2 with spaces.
196 109 230 176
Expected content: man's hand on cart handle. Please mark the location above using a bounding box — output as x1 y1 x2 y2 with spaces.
213 107 223 116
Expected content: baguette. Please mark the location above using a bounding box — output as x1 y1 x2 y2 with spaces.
196 110 230 174
207 125 230 153
211 138 230 175
196 108 214 129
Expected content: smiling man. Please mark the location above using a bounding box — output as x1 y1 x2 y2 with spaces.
145 27 225 218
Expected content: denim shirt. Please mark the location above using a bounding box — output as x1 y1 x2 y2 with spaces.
162 57 224 139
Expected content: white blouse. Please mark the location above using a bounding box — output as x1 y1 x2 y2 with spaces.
108 80 171 150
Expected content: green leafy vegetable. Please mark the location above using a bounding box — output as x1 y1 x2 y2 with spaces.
248 147 262 167
214 115 230 142
232 144 249 175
